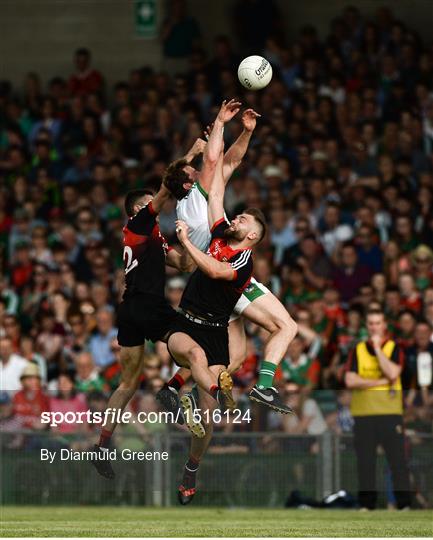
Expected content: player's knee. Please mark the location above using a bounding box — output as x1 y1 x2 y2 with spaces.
274 316 298 341
188 346 207 366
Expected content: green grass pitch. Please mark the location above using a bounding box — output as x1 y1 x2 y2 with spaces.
1 506 432 537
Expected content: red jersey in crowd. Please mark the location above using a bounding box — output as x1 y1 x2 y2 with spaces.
13 389 50 429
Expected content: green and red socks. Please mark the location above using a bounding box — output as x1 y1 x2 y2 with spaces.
98 428 113 449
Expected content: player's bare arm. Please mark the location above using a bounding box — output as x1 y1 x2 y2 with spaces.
184 138 207 164
150 182 172 214
207 152 225 228
204 108 260 184
200 99 241 192
166 247 195 273
176 220 236 281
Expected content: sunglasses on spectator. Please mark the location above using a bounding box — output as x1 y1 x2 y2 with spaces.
296 227 307 233
79 218 94 224
69 320 83 327
416 258 431 264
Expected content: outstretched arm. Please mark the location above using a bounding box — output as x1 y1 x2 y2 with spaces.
207 151 225 230
200 99 241 192
221 108 260 184
183 138 207 164
149 183 171 214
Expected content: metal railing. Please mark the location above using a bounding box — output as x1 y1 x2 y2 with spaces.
1 431 432 507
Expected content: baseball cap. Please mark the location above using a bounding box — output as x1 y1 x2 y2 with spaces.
20 362 41 380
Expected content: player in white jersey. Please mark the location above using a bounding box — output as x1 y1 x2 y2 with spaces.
157 99 298 414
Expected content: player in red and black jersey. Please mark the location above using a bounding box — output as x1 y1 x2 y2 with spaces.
168 151 266 503
92 183 191 479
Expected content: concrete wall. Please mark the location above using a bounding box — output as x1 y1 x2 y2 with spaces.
0 0 163 89
1 0 432 90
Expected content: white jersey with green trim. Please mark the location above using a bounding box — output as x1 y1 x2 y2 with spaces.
176 181 212 252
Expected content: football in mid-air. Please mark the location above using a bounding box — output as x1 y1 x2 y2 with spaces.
237 55 273 90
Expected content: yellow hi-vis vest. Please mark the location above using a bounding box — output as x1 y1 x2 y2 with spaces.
350 340 403 417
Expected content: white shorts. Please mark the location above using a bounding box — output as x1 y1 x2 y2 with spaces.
229 277 271 323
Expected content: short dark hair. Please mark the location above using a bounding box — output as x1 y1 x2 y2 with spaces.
124 189 154 217
163 159 190 200
244 208 267 243
366 308 385 319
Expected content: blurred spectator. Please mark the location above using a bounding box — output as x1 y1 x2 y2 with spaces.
68 48 103 97
333 243 372 304
49 372 89 434
279 326 321 396
162 0 201 62
74 351 106 394
88 307 118 368
404 321 433 407
12 363 50 430
281 391 328 437
0 336 28 391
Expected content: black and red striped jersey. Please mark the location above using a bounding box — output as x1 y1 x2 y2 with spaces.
180 218 253 325
122 201 171 299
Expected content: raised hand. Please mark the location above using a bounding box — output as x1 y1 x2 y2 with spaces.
191 138 207 155
371 334 383 351
204 122 214 141
242 108 261 132
217 99 242 123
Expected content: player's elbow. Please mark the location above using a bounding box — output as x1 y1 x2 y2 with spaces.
204 153 219 168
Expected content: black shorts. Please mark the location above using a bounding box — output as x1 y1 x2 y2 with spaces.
117 293 178 347
168 314 229 368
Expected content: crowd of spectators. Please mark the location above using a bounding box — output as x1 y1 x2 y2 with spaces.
1 4 433 449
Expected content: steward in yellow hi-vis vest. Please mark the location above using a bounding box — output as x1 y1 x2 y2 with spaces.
344 309 411 510
348 339 403 416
